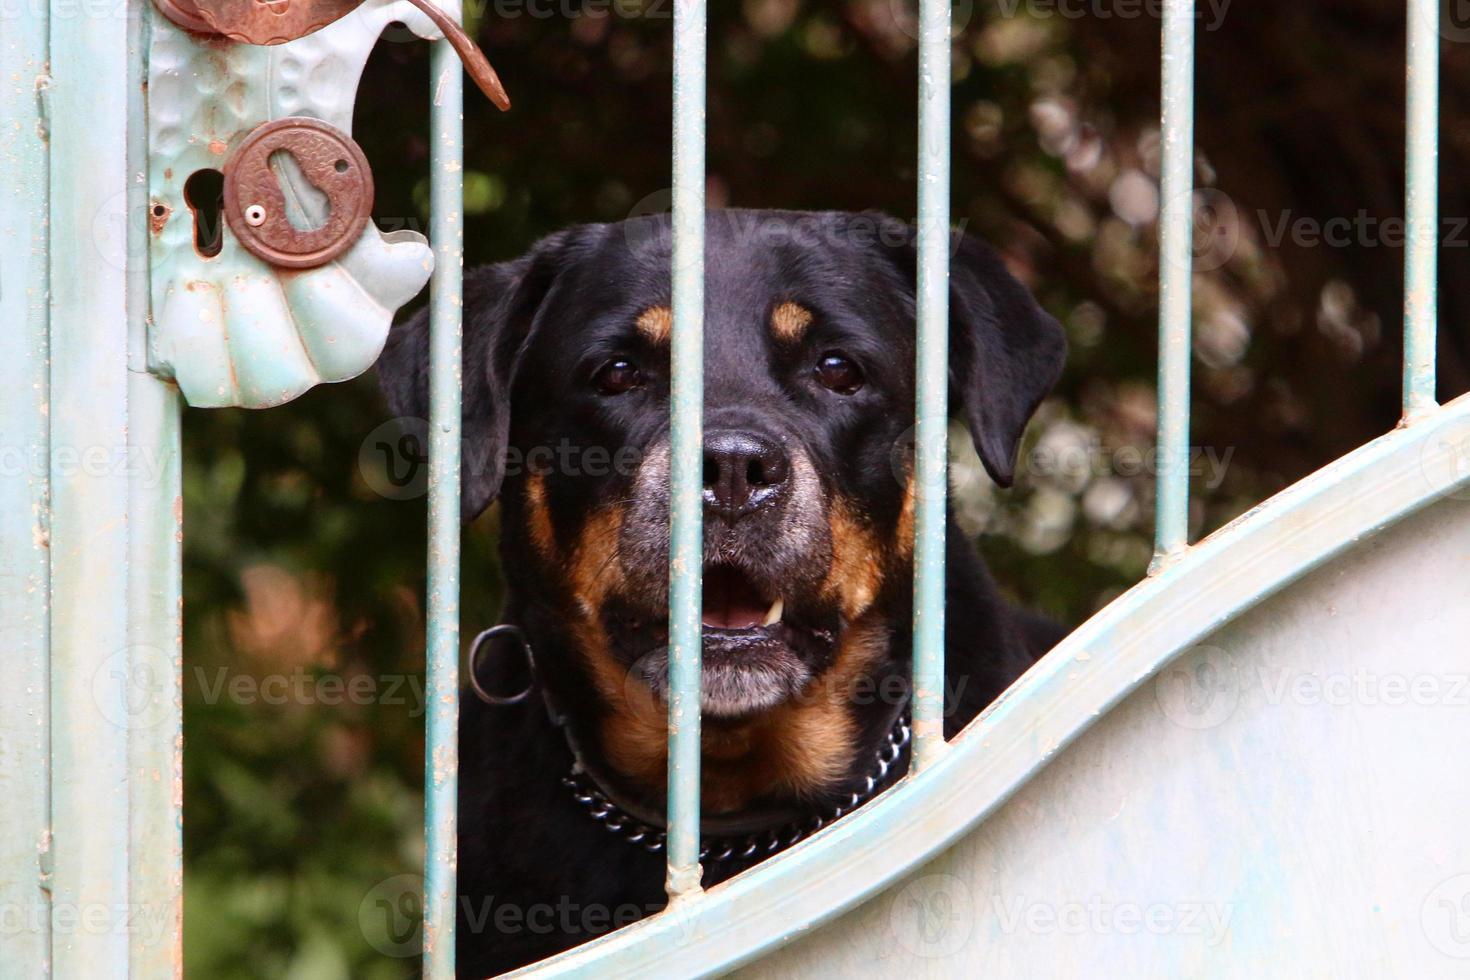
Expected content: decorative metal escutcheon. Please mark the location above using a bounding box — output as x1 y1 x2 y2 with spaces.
146 0 488 409
223 117 375 270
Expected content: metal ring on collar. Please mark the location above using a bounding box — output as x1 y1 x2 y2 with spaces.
468 624 537 706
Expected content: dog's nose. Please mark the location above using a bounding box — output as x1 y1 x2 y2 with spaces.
703 430 790 519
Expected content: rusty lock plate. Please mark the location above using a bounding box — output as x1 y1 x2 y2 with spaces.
222 117 375 270
153 0 357 42
153 0 510 110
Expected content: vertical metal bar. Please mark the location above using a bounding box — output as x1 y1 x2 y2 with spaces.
0 5 53 975
47 1 134 971
1152 0 1196 569
1404 0 1439 420
125 391 184 980
424 30 465 979
666 0 707 903
128 3 185 976
912 0 952 772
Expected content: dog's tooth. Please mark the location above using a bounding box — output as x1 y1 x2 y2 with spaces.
762 597 784 627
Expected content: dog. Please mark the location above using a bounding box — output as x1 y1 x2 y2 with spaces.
377 209 1067 976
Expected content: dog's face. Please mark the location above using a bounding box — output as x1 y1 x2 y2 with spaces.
381 210 1064 808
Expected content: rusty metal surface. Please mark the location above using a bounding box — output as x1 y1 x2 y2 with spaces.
147 4 436 409
403 0 511 110
151 0 217 34
150 0 510 110
223 116 374 270
154 0 362 45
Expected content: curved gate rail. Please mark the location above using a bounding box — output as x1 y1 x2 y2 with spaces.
1 1 1465 978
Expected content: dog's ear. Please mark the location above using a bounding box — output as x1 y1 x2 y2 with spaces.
944 231 1067 487
872 218 1067 488
377 230 573 522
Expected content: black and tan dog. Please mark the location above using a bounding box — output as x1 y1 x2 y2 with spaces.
378 209 1067 976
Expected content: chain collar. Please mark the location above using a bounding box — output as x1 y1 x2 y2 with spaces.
468 623 915 866
562 711 911 866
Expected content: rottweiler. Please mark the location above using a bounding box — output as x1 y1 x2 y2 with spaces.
377 209 1067 976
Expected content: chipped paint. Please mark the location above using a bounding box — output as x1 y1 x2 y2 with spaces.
147 3 443 408
150 200 172 235
911 0 952 774
2 12 54 977
664 0 708 905
1403 0 1439 420
422 23 469 979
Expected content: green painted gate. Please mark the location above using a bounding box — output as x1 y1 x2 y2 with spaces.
2 1 1467 977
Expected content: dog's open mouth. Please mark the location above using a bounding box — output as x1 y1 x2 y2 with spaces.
701 563 783 630
606 563 839 719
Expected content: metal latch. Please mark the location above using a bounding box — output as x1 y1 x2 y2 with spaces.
152 0 510 109
145 0 504 409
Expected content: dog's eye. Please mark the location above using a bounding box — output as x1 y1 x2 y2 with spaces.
814 353 865 395
592 359 645 395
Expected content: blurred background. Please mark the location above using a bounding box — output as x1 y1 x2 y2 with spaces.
181 0 1470 974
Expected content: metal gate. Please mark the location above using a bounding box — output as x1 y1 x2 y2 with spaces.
2 0 1467 977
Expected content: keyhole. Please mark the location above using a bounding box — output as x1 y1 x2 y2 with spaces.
266 150 333 233
184 169 225 259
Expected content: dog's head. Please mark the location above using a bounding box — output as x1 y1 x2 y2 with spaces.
380 210 1064 811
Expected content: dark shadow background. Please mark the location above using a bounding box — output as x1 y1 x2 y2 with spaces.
181 1 1470 974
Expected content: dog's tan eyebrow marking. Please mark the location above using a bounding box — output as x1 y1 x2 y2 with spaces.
635 305 672 344
770 301 814 342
